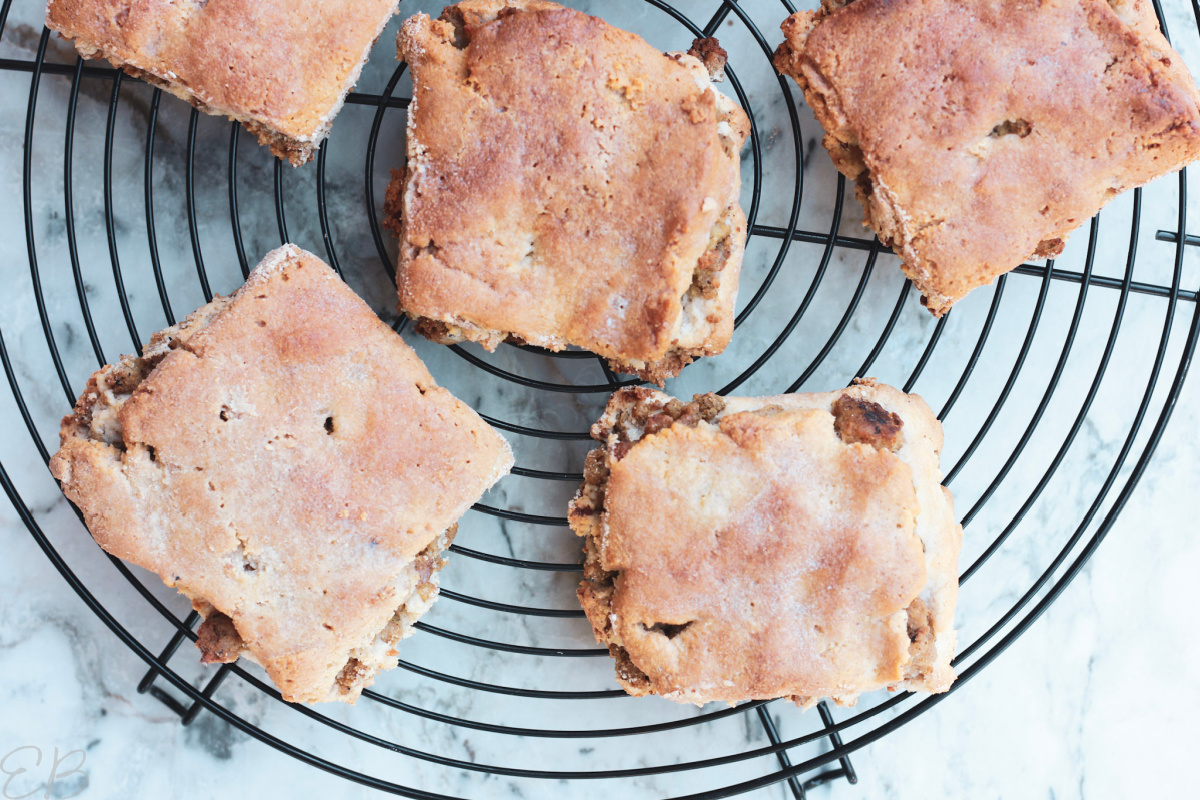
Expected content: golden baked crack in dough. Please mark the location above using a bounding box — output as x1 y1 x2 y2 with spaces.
45 0 399 166
383 1 750 385
570 380 961 707
773 0 1200 315
49 245 514 704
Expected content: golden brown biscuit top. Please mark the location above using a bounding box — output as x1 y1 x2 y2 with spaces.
46 0 398 141
777 0 1200 311
51 245 512 702
600 404 926 703
396 0 748 362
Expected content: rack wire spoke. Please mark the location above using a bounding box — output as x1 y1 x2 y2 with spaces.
3 1 1199 797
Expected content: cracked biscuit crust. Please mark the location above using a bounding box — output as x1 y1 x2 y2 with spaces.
50 245 513 703
774 0 1200 315
385 1 750 384
45 0 399 165
570 380 960 707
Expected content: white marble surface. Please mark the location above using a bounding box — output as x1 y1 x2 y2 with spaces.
1 0 1199 797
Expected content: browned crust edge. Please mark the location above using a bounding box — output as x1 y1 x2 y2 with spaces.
568 390 726 696
68 46 318 166
52 274 455 704
773 0 1200 316
390 201 742 386
384 181 746 388
48 11 396 169
328 524 456 699
569 381 950 706
382 8 749 386
773 2 948 311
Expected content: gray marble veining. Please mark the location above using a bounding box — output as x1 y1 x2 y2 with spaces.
1 0 1198 797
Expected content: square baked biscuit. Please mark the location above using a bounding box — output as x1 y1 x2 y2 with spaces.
384 1 750 384
774 0 1200 315
569 380 960 706
49 245 513 704
46 0 399 165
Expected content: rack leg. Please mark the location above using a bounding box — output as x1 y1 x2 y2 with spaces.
756 705 806 799
136 610 199 719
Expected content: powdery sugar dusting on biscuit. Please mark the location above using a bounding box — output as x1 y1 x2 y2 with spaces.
572 383 959 706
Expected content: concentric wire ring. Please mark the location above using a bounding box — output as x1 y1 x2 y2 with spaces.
2 0 1199 796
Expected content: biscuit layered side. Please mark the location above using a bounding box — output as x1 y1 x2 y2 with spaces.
385 0 750 385
570 380 961 707
774 0 1200 315
50 245 514 703
46 0 399 166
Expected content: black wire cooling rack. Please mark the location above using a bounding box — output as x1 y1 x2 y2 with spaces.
3 0 1200 797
